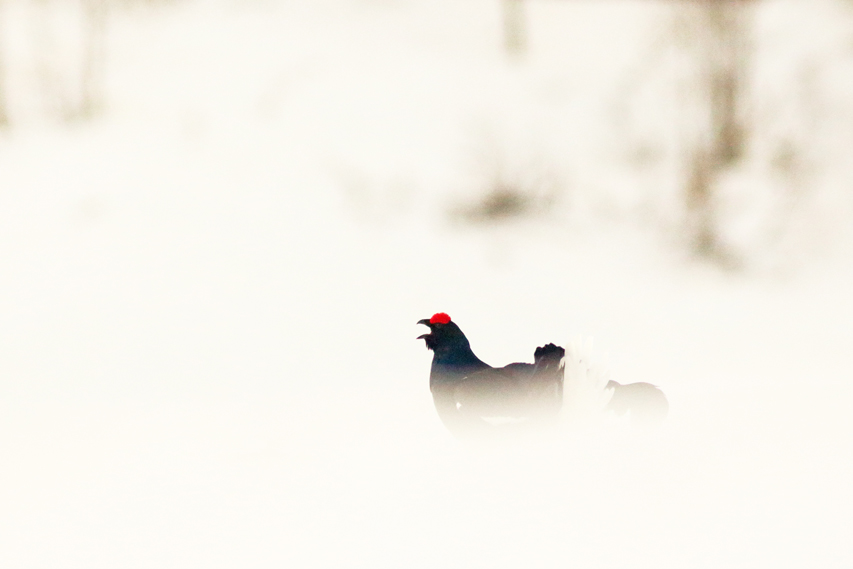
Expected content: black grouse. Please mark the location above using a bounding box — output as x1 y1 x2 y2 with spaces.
417 312 565 438
417 313 668 438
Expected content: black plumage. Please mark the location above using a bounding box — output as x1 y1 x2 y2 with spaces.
417 312 668 438
417 313 564 438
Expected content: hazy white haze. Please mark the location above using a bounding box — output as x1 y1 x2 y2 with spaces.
1 0 852 567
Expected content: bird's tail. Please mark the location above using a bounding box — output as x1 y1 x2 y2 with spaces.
559 337 615 427
560 337 669 427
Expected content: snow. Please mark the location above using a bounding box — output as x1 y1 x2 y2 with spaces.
0 0 852 567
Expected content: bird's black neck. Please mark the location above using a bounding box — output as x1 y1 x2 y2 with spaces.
430 345 490 388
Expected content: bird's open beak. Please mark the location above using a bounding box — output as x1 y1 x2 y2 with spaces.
417 318 432 340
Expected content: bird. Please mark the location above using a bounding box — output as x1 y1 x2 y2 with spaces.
417 313 669 438
604 380 669 425
417 312 565 439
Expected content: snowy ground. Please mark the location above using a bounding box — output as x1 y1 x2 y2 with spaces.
1 0 852 567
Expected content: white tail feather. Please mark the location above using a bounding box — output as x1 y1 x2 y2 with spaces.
560 337 617 427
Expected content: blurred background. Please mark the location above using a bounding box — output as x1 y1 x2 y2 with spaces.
1 0 851 567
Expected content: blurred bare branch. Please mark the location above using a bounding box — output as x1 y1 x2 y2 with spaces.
0 0 8 128
679 0 753 264
80 0 108 119
502 0 526 56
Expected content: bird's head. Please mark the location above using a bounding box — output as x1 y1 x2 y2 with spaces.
417 312 470 353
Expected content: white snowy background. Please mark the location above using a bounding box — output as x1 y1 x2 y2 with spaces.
1 0 852 567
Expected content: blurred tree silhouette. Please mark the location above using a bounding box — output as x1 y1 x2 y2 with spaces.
502 0 527 55
79 0 108 119
0 0 8 127
681 0 753 264
31 0 109 121
0 0 118 125
496 0 757 264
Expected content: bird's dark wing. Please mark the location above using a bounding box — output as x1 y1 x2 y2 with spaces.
451 345 565 420
452 367 533 417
